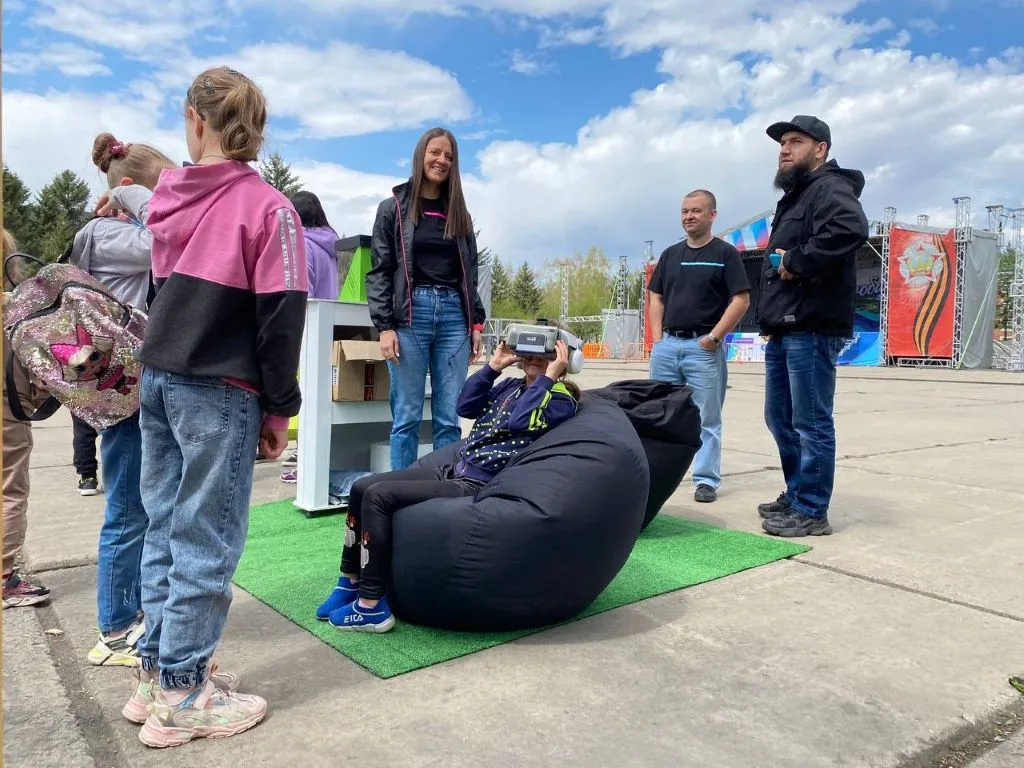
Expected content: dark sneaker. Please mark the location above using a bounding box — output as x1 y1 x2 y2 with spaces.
694 484 717 503
3 572 51 609
758 492 791 519
282 450 298 469
78 475 100 496
762 509 832 537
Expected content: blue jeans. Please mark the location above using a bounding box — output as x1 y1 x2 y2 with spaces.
649 334 728 489
136 368 261 689
97 413 148 634
388 286 471 470
763 333 847 519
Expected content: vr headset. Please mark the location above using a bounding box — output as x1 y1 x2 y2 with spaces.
504 323 585 374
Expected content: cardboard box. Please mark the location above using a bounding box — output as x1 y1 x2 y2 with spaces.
332 340 390 402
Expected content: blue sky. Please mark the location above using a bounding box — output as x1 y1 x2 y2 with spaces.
3 0 1023 268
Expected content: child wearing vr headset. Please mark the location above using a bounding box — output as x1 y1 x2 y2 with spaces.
316 325 583 633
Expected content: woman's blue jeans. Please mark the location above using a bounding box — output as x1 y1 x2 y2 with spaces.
387 286 471 471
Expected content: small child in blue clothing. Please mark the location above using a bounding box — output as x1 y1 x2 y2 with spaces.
317 338 581 633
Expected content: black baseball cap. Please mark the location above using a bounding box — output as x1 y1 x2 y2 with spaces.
766 115 831 149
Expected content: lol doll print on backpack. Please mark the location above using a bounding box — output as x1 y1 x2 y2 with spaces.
3 252 146 431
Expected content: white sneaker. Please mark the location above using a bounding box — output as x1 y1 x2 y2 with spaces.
88 620 145 666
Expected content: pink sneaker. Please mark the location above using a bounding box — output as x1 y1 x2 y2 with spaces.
123 665 242 724
138 679 266 747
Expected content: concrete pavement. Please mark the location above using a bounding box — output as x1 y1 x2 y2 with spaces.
4 362 1023 767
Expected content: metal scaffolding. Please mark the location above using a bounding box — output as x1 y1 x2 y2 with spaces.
879 206 896 364
1007 208 1024 371
559 265 569 327
951 196 971 368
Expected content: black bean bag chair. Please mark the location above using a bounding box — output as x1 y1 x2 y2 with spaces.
589 380 702 529
387 393 649 632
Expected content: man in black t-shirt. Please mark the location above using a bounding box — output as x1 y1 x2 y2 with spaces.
648 189 750 503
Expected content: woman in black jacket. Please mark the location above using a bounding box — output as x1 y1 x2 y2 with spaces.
366 127 486 470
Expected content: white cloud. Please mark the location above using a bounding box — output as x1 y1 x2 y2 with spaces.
2 43 111 77
509 49 555 75
156 41 473 139
29 1 219 57
2 89 189 200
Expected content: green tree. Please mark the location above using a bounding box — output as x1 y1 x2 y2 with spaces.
29 170 92 263
511 261 543 316
3 165 34 250
259 152 302 197
491 257 512 302
474 229 492 267
995 248 1017 339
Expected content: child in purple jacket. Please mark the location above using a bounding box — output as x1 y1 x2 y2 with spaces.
316 338 580 633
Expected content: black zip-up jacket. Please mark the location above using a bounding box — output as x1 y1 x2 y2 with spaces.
757 159 869 336
366 181 486 333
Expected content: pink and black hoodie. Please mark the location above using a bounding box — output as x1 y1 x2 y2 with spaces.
137 161 308 427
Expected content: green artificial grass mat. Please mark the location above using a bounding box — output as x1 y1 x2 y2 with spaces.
234 500 810 678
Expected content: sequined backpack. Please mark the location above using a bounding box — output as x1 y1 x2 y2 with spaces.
3 254 146 430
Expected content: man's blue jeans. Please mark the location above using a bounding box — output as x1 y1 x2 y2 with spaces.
649 334 727 489
388 286 472 471
97 413 148 634
136 368 261 690
763 333 847 519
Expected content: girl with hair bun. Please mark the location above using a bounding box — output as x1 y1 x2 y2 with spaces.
114 66 308 748
65 133 176 668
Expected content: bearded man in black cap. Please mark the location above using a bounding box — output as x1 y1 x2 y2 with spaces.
756 115 868 537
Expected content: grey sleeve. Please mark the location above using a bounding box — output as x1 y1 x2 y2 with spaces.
109 185 152 224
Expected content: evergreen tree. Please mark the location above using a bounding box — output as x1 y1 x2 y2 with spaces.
259 152 302 197
512 261 543 316
29 170 92 263
2 166 34 250
491 257 512 302
474 229 492 267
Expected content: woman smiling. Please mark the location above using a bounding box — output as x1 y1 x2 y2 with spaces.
366 127 487 471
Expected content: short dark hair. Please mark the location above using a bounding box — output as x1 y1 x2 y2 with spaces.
290 190 330 228
684 189 716 211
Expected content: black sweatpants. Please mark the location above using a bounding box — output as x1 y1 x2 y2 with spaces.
340 465 483 601
71 414 99 477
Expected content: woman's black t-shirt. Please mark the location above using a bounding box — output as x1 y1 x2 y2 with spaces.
413 196 460 288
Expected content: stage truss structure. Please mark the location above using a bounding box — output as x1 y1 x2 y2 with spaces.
1006 208 1024 371
951 196 971 369
879 206 896 364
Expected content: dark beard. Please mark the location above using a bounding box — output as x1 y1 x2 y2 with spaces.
773 163 813 193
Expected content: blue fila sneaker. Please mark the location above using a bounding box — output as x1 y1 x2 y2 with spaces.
328 596 395 633
315 576 359 621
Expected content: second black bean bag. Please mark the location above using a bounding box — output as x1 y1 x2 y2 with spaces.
589 379 702 528
387 392 650 632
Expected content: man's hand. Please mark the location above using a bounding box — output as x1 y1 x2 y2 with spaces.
470 329 482 363
379 330 400 362
488 341 520 372
259 425 289 461
699 335 719 352
776 249 795 280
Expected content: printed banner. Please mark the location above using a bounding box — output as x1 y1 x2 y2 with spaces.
724 333 766 362
885 227 956 358
837 332 882 366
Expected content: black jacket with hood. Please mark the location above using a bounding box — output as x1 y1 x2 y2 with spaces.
366 181 486 334
757 159 869 336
